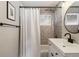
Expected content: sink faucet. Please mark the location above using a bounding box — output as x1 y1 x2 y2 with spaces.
64 33 73 43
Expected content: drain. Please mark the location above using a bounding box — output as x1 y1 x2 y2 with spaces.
63 45 66 47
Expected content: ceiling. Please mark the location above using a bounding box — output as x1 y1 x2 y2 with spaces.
21 1 60 7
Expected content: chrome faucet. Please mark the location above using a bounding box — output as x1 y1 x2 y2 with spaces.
64 33 73 43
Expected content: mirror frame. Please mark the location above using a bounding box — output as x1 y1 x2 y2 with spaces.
64 5 79 34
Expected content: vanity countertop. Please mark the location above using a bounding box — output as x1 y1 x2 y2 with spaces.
49 38 79 54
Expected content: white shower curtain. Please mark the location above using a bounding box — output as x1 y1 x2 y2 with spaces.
20 8 40 57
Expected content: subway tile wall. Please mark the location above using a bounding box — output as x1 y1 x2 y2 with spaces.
40 25 54 45
54 5 62 38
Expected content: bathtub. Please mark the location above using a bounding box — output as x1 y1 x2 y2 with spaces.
40 45 48 57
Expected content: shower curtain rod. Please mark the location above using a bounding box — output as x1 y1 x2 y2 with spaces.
70 6 79 8
19 6 61 8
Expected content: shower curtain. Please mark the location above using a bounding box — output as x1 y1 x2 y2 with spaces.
20 8 40 57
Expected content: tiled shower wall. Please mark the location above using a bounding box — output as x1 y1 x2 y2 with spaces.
40 25 54 45
40 5 62 45
54 3 62 38
40 9 54 45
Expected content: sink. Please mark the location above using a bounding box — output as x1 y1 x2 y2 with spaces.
49 38 79 53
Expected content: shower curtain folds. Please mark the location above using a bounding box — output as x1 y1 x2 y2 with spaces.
20 8 40 57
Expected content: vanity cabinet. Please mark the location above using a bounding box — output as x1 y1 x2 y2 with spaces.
48 38 79 57
48 40 64 57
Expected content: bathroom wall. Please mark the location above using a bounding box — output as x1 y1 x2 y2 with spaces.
54 3 62 38
0 1 20 56
40 9 54 45
61 2 79 44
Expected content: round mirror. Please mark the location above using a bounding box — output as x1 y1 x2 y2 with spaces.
64 2 79 34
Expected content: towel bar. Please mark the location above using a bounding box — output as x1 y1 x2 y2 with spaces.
0 23 20 28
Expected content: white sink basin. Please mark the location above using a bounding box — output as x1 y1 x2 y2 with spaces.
49 38 79 53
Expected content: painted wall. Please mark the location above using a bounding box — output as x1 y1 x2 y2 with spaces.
0 1 20 56
61 2 79 44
